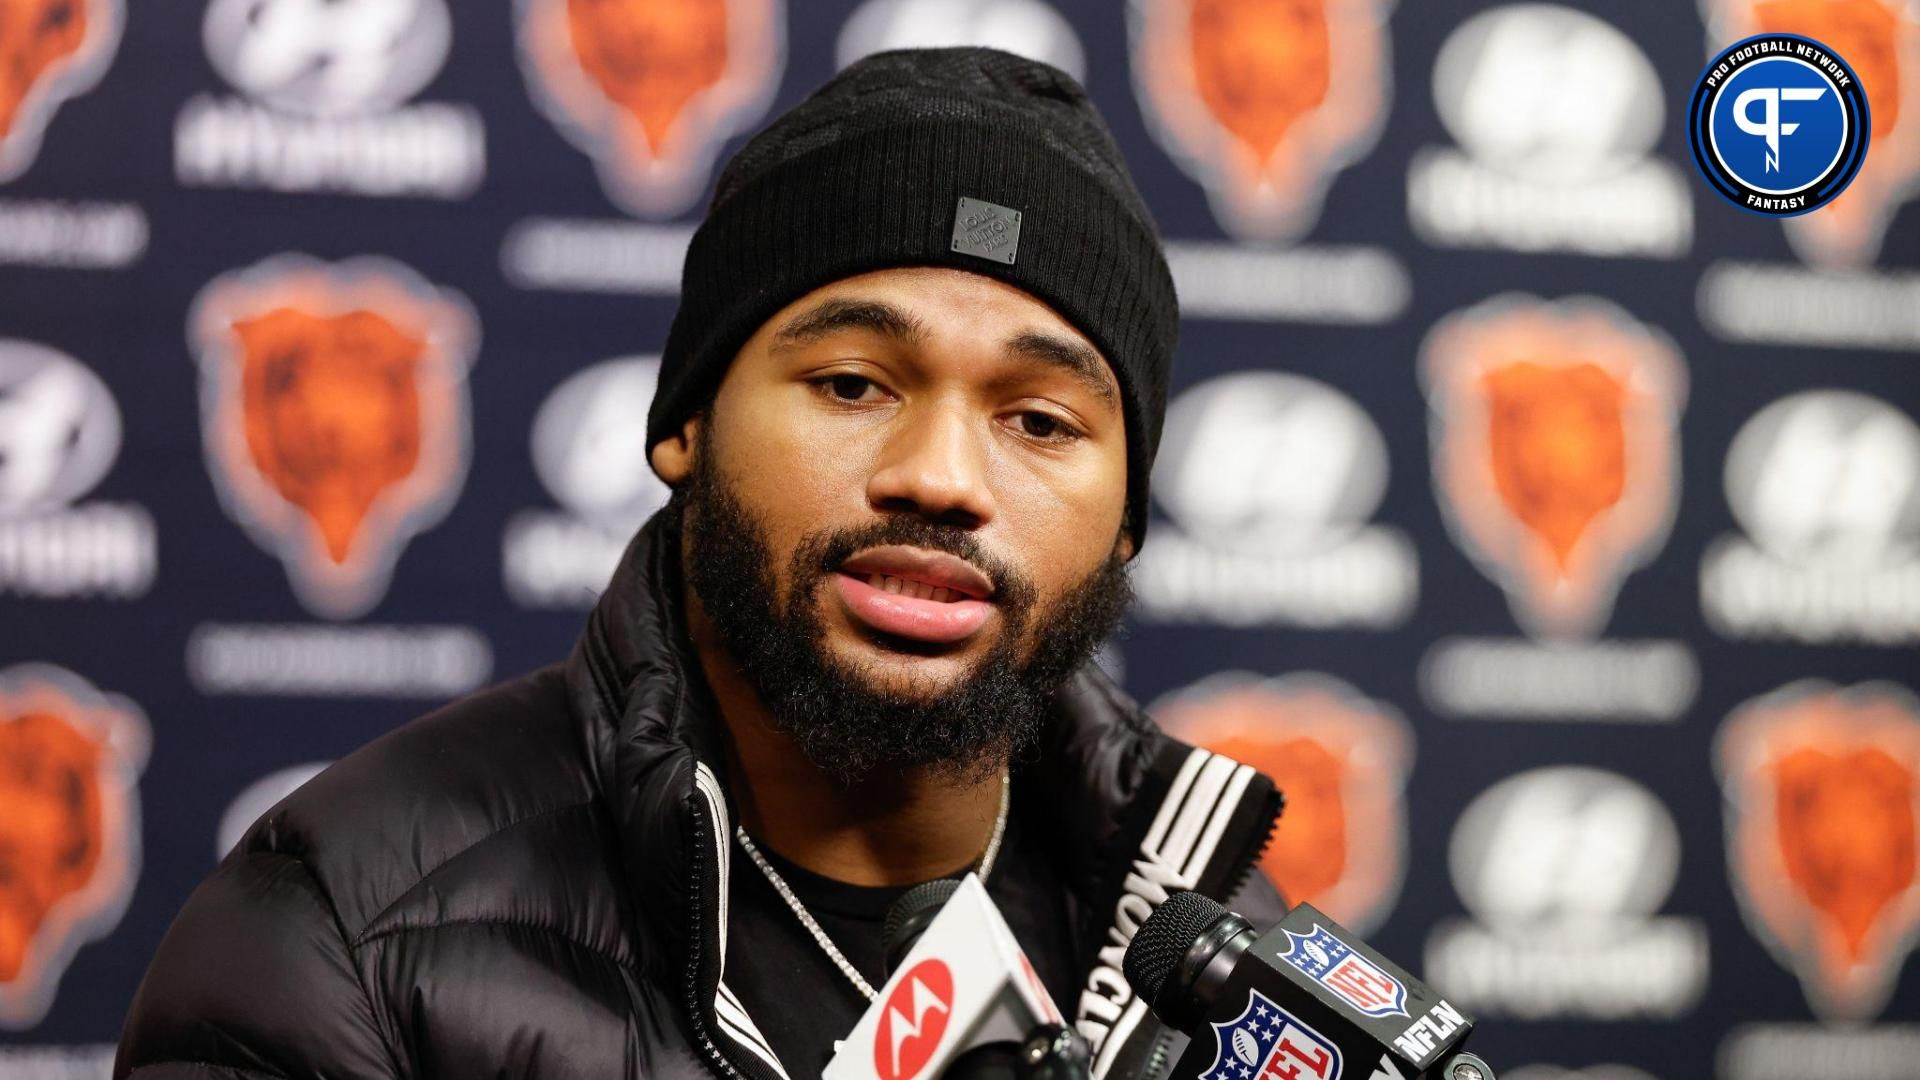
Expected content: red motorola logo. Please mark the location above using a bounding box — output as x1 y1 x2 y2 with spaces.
874 958 954 1080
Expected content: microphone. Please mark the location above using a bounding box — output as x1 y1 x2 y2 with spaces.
824 874 1085 1080
884 880 1089 1080
885 878 963 973
1123 892 1496 1080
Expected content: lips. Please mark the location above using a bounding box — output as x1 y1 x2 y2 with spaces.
832 546 996 644
840 547 993 601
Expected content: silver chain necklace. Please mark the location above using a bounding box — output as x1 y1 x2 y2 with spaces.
734 771 1011 1002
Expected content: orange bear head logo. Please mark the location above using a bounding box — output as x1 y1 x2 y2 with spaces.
516 0 784 217
0 664 146 1030
1717 680 1920 1020
191 255 476 619
1423 294 1687 640
1154 672 1412 934
0 0 122 183
1705 0 1920 266
1131 0 1392 241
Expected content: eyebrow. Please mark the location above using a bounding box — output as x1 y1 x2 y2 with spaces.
772 299 928 351
1002 330 1118 410
771 295 1119 410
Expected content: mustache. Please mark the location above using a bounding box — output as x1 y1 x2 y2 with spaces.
796 516 1040 614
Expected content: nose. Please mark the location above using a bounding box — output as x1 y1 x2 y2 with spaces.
865 396 995 529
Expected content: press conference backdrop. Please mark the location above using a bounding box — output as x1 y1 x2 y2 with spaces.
1 0 1916 1077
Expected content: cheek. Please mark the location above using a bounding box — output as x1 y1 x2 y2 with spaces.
994 450 1128 561
711 394 875 561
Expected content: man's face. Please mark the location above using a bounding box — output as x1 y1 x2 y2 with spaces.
661 266 1136 780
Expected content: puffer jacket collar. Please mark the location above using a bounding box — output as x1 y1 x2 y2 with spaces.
563 507 1281 1080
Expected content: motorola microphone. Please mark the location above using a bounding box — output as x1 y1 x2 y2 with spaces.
1123 892 1495 1080
884 878 963 974
880 880 1090 1080
824 874 1085 1080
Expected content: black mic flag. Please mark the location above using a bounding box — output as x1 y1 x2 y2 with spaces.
1124 892 1491 1080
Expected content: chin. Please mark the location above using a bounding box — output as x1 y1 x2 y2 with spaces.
829 634 983 690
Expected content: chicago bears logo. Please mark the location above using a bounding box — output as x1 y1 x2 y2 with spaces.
0 663 147 1029
1422 295 1687 640
1130 0 1392 242
1153 672 1411 934
190 255 476 619
1704 0 1920 265
516 0 785 217
1717 680 1920 1021
0 0 122 183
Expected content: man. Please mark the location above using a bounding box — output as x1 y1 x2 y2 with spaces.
116 47 1285 1080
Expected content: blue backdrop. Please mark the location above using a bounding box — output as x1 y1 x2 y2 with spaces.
1 2 1916 1078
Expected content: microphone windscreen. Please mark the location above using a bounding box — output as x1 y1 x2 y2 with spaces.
883 877 963 969
1124 890 1226 1006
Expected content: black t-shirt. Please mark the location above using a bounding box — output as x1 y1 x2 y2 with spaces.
724 794 1079 1079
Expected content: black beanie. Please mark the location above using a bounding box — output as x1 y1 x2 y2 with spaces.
648 46 1178 557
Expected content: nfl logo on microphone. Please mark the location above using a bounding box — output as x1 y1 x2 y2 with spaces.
1203 990 1344 1080
1277 925 1411 1020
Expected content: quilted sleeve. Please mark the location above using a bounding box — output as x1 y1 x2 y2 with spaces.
115 849 403 1080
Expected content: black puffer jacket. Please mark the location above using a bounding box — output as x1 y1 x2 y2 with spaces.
116 508 1286 1079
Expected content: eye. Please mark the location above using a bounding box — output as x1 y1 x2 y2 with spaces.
809 373 884 403
1013 410 1083 443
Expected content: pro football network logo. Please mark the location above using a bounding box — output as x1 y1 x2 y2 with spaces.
1703 0 1920 266
1130 0 1393 242
190 255 477 619
0 663 147 1029
516 0 784 218
0 340 156 599
1277 923 1410 1020
1153 672 1411 935
1717 680 1920 1021
1201 989 1343 1080
0 0 122 183
503 356 672 607
1688 30 1871 215
1422 295 1687 640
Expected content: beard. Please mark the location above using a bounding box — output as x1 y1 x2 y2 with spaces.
677 423 1134 784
